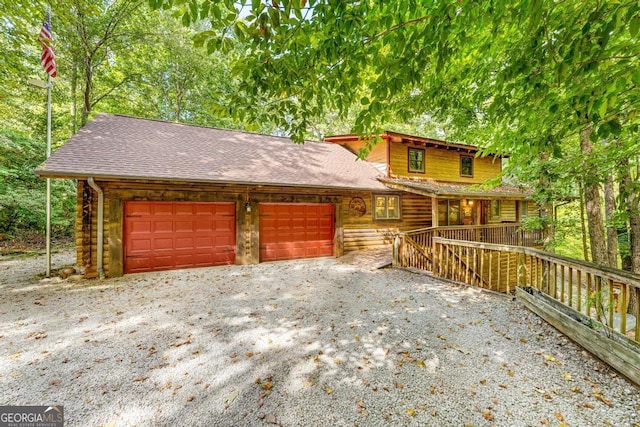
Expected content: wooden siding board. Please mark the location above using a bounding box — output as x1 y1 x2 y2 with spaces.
389 142 501 183
108 198 124 276
342 192 432 252
75 180 435 276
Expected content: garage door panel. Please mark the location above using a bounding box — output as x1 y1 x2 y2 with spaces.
259 203 334 262
175 221 194 232
154 204 173 215
124 201 236 273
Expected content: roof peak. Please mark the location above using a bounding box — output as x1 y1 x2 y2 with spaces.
96 113 322 144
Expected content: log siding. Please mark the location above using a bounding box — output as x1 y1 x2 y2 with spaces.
75 179 433 277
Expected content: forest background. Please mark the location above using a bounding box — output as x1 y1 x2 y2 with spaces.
1 0 638 277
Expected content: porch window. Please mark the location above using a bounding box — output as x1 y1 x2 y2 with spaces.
460 155 474 177
408 147 425 173
374 195 401 220
491 200 501 218
519 200 528 219
438 200 461 226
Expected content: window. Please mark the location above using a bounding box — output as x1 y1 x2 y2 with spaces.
374 195 401 220
408 147 425 173
491 200 501 218
460 155 474 177
437 200 461 225
519 200 528 219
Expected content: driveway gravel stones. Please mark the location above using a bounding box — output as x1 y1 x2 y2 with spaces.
1 249 639 426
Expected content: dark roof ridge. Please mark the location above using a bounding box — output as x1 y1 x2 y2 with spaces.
103 113 323 145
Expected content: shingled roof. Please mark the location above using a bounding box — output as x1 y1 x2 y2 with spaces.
380 177 532 199
36 114 387 191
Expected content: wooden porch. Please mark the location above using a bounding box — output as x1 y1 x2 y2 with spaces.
393 224 640 385
393 223 543 272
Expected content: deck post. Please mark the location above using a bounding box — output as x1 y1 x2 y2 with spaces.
393 234 400 267
517 249 526 288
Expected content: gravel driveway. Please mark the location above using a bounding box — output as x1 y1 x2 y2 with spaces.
1 249 639 426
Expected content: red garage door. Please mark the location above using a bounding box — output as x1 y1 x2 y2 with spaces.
259 203 334 262
124 201 235 273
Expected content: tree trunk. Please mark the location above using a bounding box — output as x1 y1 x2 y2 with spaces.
617 156 639 315
579 125 608 265
71 57 78 134
631 161 640 273
82 53 93 126
538 152 555 252
603 175 618 268
617 157 633 271
579 180 589 262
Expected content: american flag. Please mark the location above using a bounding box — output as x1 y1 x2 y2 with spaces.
38 11 57 78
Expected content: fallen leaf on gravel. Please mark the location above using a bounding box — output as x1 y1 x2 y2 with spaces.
245 352 253 358
132 376 147 382
594 392 613 407
187 396 194 402
520 337 527 343
50 379 61 386
584 403 594 409
562 373 572 380
225 391 238 403
555 412 564 421
25 331 47 340
394 382 404 390
266 414 278 424
482 410 494 421
261 381 273 390
437 334 446 340
417 360 426 368
406 408 416 417
499 384 507 389
479 379 487 385
542 354 562 365
229 353 237 359
324 386 333 395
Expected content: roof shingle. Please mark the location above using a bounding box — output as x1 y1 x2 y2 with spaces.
380 177 532 199
36 114 387 190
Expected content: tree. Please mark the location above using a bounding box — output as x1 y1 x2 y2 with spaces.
151 0 640 268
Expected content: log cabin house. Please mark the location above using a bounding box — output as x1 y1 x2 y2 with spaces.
36 114 536 278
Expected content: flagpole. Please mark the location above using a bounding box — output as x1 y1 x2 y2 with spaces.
45 74 52 278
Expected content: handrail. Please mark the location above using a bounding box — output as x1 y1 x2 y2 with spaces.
431 237 640 342
394 223 543 271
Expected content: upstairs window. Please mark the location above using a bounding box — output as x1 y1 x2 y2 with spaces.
460 155 474 177
374 195 401 220
408 147 425 173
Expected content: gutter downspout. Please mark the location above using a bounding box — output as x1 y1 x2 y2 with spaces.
87 177 105 279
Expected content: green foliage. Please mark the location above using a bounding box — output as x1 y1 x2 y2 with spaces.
0 130 75 237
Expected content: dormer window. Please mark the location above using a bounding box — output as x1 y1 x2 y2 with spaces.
460 155 474 177
408 147 425 173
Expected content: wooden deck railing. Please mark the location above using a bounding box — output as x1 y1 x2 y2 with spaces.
394 223 542 270
429 237 640 342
